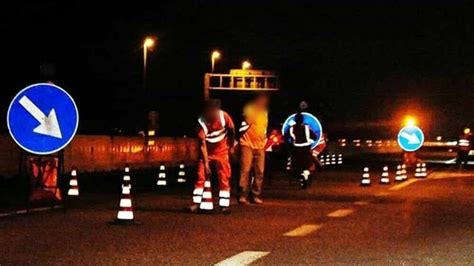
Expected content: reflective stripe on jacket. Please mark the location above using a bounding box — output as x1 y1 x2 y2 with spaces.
198 111 227 143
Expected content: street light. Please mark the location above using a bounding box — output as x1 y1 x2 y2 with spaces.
211 50 220 73
143 37 156 88
242 60 251 70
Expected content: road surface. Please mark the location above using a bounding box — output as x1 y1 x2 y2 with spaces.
0 166 473 265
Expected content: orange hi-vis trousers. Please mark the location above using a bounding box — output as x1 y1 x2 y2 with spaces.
193 154 231 207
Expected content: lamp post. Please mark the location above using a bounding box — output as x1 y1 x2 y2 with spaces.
211 50 220 73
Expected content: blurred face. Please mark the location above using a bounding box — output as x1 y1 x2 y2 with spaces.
255 95 269 109
204 107 219 121
464 128 471 134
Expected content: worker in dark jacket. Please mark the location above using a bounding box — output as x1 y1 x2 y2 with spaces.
288 112 317 189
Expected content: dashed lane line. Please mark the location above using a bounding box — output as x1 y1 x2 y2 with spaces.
283 224 323 237
214 251 270 266
327 209 353 218
389 179 419 191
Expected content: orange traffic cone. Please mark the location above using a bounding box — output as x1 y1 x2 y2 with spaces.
67 168 79 196
286 157 292 171
157 162 167 187
199 176 214 213
112 166 138 225
394 165 403 182
177 161 187 183
122 168 131 190
337 154 343 165
401 164 408 180
320 155 325 166
331 154 336 165
360 167 371 186
414 163 422 178
380 166 390 184
420 163 427 178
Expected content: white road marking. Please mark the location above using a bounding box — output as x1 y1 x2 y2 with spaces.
327 209 353 218
215 251 270 266
389 179 419 191
283 224 323 237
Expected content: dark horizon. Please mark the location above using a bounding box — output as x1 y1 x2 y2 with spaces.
2 1 473 138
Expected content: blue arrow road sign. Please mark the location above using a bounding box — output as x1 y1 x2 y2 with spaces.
7 83 79 155
397 125 424 152
282 112 323 149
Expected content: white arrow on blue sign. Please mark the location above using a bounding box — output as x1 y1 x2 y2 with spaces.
281 112 323 149
397 125 424 152
7 83 79 155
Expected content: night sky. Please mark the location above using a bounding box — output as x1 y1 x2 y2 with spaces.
2 1 473 138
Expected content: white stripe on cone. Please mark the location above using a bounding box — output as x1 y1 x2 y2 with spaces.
193 196 202 204
219 198 230 207
200 201 213 210
117 211 133 220
120 199 132 207
69 180 78 186
67 189 79 196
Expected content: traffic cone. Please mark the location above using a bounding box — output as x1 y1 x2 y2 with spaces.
177 162 187 183
320 154 325 166
157 162 167 187
122 166 131 190
337 154 343 165
420 163 427 178
286 157 292 171
199 176 214 213
67 168 79 196
380 166 390 184
394 165 404 182
401 164 408 180
112 185 136 224
331 154 336 165
360 167 371 186
414 163 422 178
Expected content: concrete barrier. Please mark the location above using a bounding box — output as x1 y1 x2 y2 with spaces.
0 135 199 177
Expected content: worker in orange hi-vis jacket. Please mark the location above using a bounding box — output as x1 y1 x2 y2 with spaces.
189 99 235 214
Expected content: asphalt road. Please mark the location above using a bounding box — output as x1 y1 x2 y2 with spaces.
1 165 473 265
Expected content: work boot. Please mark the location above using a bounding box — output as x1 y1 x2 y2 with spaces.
187 204 200 213
220 207 231 215
238 196 250 205
300 179 308 189
251 197 264 204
